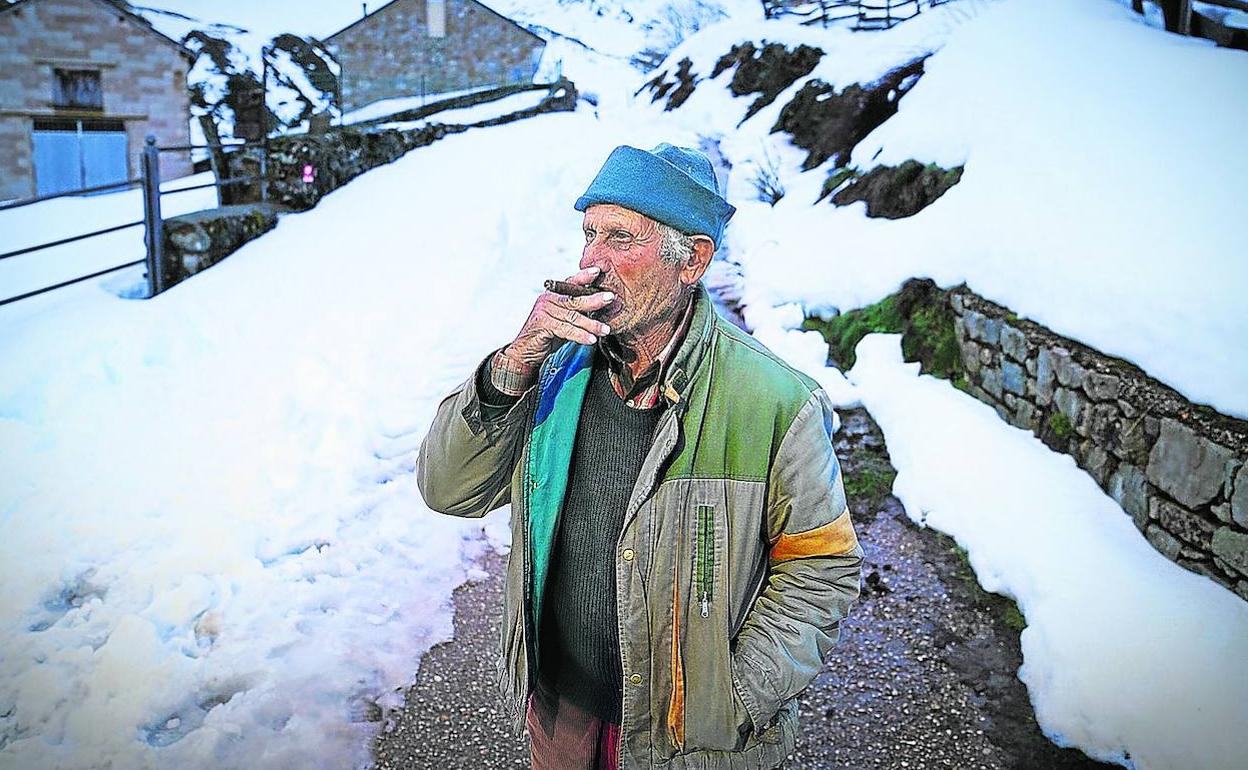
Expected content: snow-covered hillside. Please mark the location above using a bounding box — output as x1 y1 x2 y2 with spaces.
639 0 1248 419
629 1 1248 765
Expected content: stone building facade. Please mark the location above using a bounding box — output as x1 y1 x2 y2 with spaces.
326 0 545 112
949 288 1248 601
0 0 193 201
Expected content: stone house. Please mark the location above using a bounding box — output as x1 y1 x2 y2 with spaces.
0 0 193 201
326 0 546 112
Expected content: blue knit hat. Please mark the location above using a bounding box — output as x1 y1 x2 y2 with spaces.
574 143 736 247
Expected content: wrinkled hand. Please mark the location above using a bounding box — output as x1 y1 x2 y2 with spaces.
489 266 615 395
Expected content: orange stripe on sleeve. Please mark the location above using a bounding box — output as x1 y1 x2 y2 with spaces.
770 508 858 562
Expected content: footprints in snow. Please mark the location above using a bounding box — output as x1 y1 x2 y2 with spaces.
140 677 257 747
27 568 106 633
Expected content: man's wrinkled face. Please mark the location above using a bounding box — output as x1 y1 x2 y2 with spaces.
578 204 684 339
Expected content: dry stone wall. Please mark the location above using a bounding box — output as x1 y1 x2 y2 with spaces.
949 288 1248 600
162 203 278 286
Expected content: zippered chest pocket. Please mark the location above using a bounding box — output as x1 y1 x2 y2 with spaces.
694 504 715 619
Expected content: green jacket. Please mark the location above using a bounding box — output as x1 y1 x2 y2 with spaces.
417 286 863 769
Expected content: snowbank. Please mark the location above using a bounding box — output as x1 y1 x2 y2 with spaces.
0 109 710 769
840 334 1248 768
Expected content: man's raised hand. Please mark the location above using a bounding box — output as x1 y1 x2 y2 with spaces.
488 266 614 395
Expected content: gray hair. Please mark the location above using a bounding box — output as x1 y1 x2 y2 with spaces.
656 222 697 266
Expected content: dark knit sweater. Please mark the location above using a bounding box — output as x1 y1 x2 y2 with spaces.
538 358 662 723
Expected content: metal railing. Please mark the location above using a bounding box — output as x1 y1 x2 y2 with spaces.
140 136 269 296
1 134 268 307
765 0 953 29
855 0 923 29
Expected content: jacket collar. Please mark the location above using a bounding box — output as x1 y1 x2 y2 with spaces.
660 283 717 407
596 286 696 407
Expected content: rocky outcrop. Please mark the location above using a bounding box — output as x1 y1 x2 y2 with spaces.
774 56 927 170
639 57 699 111
639 42 958 219
638 41 822 118
826 160 964 219
710 41 823 122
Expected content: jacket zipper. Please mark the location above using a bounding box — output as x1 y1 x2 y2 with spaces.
521 359 558 697
696 504 714 618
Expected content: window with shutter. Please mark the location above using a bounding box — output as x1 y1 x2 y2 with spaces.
53 69 103 110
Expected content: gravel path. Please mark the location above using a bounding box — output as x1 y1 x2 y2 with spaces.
371 545 527 770
372 405 1114 769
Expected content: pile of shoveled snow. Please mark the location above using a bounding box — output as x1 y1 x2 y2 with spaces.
782 331 1248 770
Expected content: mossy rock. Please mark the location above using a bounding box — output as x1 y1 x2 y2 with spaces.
802 278 961 382
818 166 861 201
831 160 964 219
1048 412 1074 439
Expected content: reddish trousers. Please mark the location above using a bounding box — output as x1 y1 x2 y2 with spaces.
525 677 620 770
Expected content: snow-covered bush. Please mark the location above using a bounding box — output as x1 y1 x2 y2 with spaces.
749 144 786 206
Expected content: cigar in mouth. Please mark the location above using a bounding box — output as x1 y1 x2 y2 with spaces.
544 279 598 297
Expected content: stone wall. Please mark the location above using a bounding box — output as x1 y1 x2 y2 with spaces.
0 0 192 200
949 288 1248 600
162 203 278 287
350 81 554 129
217 79 575 213
154 123 462 293
327 0 545 112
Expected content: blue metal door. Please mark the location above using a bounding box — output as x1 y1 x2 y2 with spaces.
32 119 129 195
32 127 80 195
81 130 128 189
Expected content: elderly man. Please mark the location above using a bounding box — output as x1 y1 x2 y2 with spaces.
416 143 862 770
